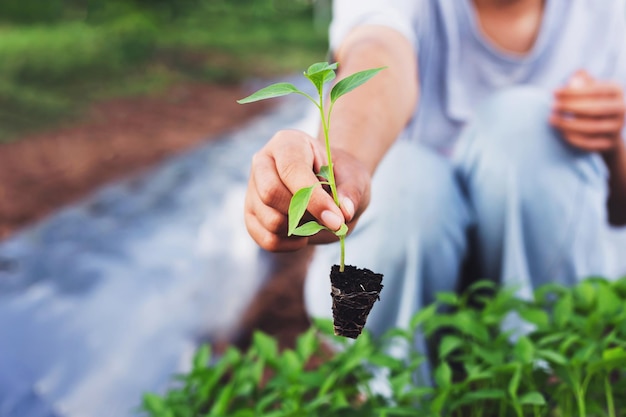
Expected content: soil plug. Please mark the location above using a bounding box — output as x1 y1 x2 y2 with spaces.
238 62 386 338
330 265 383 338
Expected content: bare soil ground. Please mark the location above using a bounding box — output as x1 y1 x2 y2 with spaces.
0 81 310 347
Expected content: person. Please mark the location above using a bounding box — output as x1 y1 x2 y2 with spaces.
244 0 626 343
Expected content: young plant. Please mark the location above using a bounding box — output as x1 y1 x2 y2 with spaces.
239 63 386 339
140 276 626 417
140 318 428 417
237 62 384 273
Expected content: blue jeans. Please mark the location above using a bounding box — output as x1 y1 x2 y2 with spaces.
304 87 624 337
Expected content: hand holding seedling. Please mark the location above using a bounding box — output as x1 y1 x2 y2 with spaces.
240 63 386 338
244 130 371 251
239 62 384 269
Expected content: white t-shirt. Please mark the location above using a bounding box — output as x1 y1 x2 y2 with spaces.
330 0 626 155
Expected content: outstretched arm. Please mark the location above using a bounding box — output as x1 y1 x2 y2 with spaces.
244 26 418 251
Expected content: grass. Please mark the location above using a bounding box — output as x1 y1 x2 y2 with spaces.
0 2 329 142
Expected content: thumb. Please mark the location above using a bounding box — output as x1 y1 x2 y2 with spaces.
270 131 346 232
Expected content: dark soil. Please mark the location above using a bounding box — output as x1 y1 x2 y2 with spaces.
0 81 311 349
330 264 384 339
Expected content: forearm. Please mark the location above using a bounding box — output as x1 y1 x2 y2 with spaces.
603 139 626 225
323 26 418 175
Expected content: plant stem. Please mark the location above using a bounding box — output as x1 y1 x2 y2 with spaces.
575 387 586 417
319 91 339 207
605 375 616 417
339 236 345 272
319 88 345 272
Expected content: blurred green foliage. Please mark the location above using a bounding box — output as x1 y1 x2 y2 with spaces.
0 0 329 142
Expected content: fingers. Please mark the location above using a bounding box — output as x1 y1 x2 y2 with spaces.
550 113 624 136
270 134 344 231
552 132 616 153
552 99 625 118
554 81 623 98
551 73 625 154
332 150 371 223
245 157 307 251
244 129 351 252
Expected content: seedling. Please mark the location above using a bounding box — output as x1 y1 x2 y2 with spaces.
141 276 626 416
238 62 385 338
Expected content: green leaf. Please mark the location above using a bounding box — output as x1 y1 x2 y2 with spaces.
473 343 504 366
519 391 546 406
537 349 568 366
368 352 403 369
330 67 386 104
553 293 573 328
573 281 597 312
237 82 302 104
292 221 327 236
558 333 582 355
514 336 535 364
597 283 622 317
508 363 522 399
612 277 626 299
455 311 489 342
209 383 235 416
438 335 464 359
587 346 626 374
317 165 331 181
281 349 304 375
409 304 437 329
390 372 412 397
252 331 278 363
193 344 210 370
434 362 452 388
431 391 449 415
518 307 550 329
333 223 348 237
435 292 459 306
288 185 316 236
603 346 626 360
255 391 281 413
536 331 567 348
305 61 338 92
142 393 166 413
312 318 336 337
306 61 338 76
295 327 318 362
451 389 506 409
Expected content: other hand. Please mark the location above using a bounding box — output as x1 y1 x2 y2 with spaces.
550 70 625 155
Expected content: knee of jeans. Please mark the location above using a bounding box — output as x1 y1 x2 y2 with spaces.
456 86 607 189
356 140 467 251
472 87 556 164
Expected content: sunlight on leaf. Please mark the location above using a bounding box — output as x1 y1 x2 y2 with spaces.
237 82 301 104
519 391 546 406
330 67 386 104
292 221 327 236
438 335 463 359
288 185 316 235
305 61 338 92
306 61 338 76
